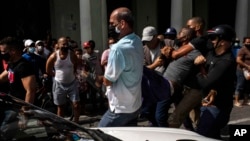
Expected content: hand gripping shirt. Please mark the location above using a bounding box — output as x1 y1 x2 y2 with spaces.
105 33 144 113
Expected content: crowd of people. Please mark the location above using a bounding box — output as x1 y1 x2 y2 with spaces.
0 6 250 140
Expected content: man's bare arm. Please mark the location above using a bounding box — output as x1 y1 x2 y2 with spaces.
171 44 194 59
46 52 56 77
21 75 36 104
0 70 8 83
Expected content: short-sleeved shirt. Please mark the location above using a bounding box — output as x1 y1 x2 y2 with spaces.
22 53 46 81
190 36 213 56
105 33 144 113
236 46 250 69
7 57 35 100
163 49 201 86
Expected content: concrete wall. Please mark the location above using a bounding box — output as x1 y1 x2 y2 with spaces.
50 0 107 52
49 0 250 52
135 0 158 37
50 0 80 43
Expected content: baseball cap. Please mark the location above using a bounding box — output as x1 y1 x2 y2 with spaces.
24 39 34 47
142 26 157 41
83 41 91 48
35 40 43 46
164 27 177 35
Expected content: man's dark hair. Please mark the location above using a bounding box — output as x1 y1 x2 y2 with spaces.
116 9 134 28
190 16 206 31
88 40 95 49
184 27 196 41
0 36 24 52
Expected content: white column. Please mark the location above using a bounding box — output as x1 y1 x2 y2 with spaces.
171 0 193 32
101 0 108 51
79 0 92 44
235 0 249 42
79 0 107 52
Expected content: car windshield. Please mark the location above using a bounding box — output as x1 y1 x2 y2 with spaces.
0 92 121 141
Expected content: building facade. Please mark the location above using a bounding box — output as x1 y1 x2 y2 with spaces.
0 0 249 52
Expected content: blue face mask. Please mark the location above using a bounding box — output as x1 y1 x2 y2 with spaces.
28 47 35 53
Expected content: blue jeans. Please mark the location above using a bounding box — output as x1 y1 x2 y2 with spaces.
98 108 140 127
235 68 250 95
141 99 170 127
196 106 232 139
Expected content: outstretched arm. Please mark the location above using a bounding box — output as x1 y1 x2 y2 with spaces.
161 44 194 60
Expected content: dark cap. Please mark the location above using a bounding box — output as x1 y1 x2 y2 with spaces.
164 27 177 35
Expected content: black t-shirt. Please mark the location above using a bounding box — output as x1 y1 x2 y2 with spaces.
7 57 35 100
184 36 213 89
190 36 213 56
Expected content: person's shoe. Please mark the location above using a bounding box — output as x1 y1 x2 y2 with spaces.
234 102 242 107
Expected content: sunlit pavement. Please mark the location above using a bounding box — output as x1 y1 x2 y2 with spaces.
73 101 250 141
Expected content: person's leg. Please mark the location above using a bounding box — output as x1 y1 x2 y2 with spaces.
53 80 67 117
196 106 219 137
234 69 245 106
57 105 65 117
168 87 202 128
72 101 80 123
196 106 231 140
68 79 81 123
242 80 250 105
140 103 158 127
183 116 195 131
155 99 171 127
98 108 140 127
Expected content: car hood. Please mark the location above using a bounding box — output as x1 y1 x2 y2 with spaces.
95 127 220 141
0 93 219 141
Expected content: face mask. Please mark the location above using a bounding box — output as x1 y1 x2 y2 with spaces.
37 46 43 51
28 47 35 53
108 25 119 40
115 26 121 34
245 44 250 48
1 53 10 61
61 47 69 52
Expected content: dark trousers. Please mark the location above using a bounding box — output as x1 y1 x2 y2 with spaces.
196 106 232 139
141 99 171 127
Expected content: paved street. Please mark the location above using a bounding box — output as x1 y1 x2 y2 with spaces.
74 100 250 141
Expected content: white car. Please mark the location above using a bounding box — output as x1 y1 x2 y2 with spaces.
0 93 219 141
96 127 220 141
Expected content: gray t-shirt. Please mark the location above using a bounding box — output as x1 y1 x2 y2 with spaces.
163 49 201 86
